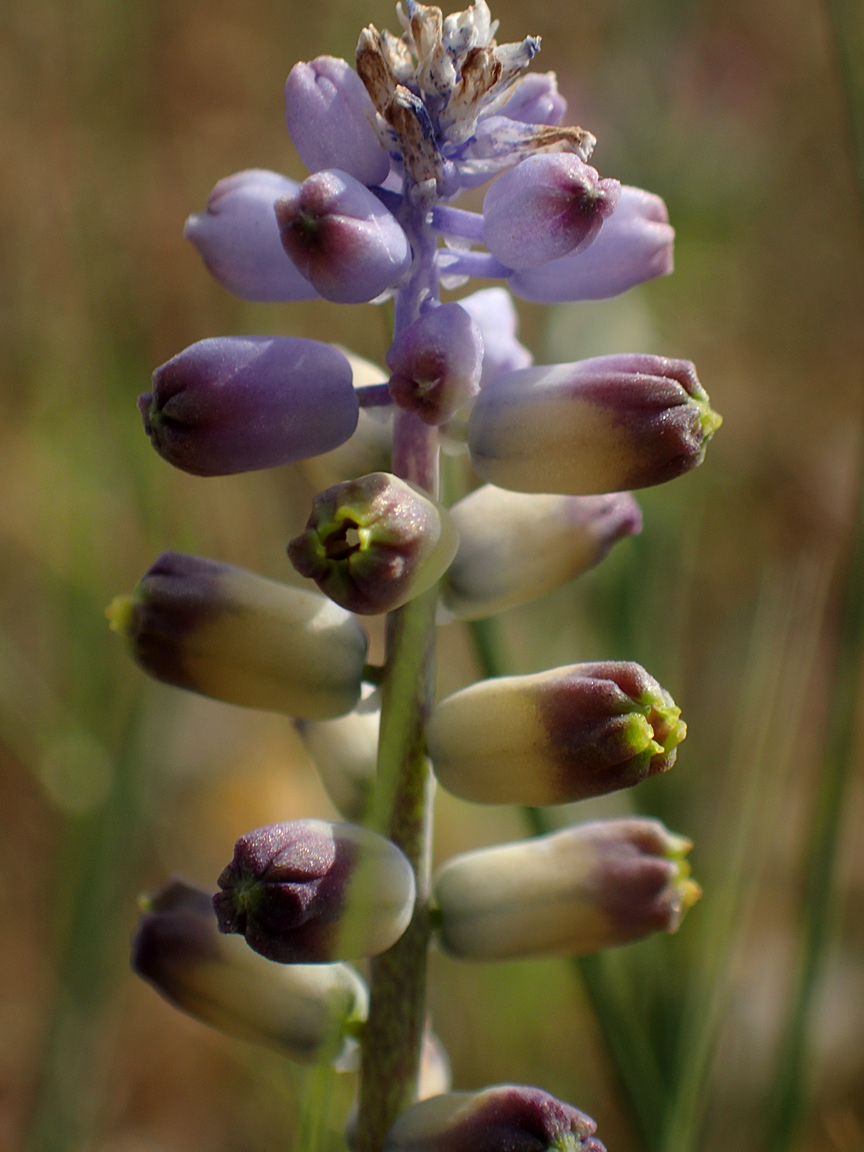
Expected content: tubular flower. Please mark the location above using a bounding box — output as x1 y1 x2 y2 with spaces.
427 661 686 806
214 820 416 963
294 704 380 822
288 472 458 615
132 880 368 1064
432 819 701 961
285 56 391 186
509 184 675 301
467 354 721 495
183 170 319 303
386 303 484 426
442 486 642 619
383 1086 604 1152
482 153 619 270
456 287 532 388
140 336 358 477
274 169 412 303
108 552 368 720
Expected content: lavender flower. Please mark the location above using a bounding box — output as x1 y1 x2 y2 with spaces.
509 184 675 301
140 336 358 476
456 288 532 387
285 56 391 186
482 153 620 269
184 170 319 303
386 303 484 425
496 71 567 126
274 170 411 302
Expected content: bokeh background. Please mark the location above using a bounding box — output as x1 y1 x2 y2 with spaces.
2 0 864 1149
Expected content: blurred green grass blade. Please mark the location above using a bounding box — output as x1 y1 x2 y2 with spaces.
763 474 864 1152
24 700 149 1152
660 558 832 1152
824 0 864 222
295 1062 339 1152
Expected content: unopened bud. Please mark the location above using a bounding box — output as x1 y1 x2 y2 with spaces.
468 354 721 495
285 57 390 186
295 704 379 821
384 1086 604 1152
214 820 415 963
132 880 367 1063
427 661 686 805
288 473 458 615
386 304 484 426
509 185 674 302
442 487 641 619
498 72 567 126
483 154 619 270
140 337 358 477
274 170 411 303
108 552 368 720
433 819 700 961
457 288 532 389
183 170 319 303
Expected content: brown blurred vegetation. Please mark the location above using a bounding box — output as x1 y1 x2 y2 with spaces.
1 0 863 1150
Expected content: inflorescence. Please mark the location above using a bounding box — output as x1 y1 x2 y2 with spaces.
110 3 720 1149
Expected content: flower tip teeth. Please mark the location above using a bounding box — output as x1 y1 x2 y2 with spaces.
106 594 135 636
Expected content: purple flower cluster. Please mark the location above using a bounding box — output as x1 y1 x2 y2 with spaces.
117 2 722 1149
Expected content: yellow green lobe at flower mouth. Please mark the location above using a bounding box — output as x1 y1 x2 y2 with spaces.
537 662 687 797
288 472 457 616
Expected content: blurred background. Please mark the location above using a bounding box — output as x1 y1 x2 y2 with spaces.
2 0 863 1149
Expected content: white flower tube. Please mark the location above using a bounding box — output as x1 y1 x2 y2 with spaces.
433 819 700 961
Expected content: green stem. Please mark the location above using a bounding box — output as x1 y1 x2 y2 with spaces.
355 198 442 1152
355 586 437 1152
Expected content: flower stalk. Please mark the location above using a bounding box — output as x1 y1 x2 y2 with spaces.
356 200 442 1152
117 4 720 1150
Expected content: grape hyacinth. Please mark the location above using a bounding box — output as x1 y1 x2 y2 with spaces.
116 2 722 1149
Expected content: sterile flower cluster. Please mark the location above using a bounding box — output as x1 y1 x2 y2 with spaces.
111 3 719 1149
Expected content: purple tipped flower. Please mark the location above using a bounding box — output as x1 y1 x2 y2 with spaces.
107 552 368 719
274 170 412 303
386 303 484 425
509 185 675 302
132 880 368 1063
467 353 721 496
427 661 686 806
285 57 391 187
433 820 700 961
140 336 358 477
183 170 320 303
214 820 415 963
443 487 642 620
384 1086 604 1152
483 154 620 270
288 472 457 615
